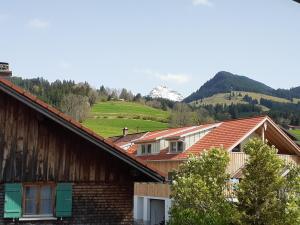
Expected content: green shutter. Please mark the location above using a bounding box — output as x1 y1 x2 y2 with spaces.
56 183 72 217
4 183 22 218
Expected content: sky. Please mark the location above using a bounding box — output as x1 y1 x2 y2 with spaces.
0 0 300 96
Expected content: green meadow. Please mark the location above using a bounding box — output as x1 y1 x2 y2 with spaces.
82 101 170 137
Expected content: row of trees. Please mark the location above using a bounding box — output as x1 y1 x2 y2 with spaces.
169 138 300 225
169 102 262 128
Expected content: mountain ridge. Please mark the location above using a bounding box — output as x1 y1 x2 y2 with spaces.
184 71 300 103
149 85 184 102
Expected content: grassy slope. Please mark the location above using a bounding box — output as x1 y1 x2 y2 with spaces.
290 130 300 141
83 101 170 138
192 91 300 111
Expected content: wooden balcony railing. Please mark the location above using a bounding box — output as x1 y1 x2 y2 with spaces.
134 182 171 198
135 153 300 199
228 152 300 175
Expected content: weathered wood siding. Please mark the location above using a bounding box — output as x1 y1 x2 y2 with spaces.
0 90 148 183
146 160 182 174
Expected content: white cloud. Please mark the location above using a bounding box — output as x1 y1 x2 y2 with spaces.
136 69 190 84
27 18 50 29
192 0 213 6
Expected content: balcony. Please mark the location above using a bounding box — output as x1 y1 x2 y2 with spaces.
228 152 300 175
135 153 300 199
134 182 171 198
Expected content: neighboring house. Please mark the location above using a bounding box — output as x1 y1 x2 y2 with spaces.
287 125 300 130
0 75 165 224
112 116 300 225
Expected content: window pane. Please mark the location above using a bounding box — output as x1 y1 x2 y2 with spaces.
171 142 176 152
40 185 53 215
41 186 51 199
177 142 183 151
40 199 52 215
24 186 38 215
26 186 38 199
141 145 145 154
25 199 37 215
147 144 151 154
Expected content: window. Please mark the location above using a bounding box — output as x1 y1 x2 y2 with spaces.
147 144 152 154
232 144 241 152
177 142 183 152
4 183 72 219
140 144 152 155
141 145 146 154
167 171 176 183
170 141 184 153
23 184 54 217
170 142 177 152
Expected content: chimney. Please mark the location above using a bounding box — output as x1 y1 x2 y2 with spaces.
0 62 12 78
122 127 128 136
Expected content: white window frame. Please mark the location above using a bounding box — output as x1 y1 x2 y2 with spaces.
140 144 152 155
169 141 184 153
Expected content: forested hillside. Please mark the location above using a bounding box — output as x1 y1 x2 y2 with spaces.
184 71 300 103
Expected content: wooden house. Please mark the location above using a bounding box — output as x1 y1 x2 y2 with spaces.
0 75 164 224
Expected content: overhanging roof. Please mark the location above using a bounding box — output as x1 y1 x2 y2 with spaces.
0 78 165 182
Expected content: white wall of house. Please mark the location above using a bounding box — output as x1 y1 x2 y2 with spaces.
184 129 212 150
134 195 172 225
159 139 169 150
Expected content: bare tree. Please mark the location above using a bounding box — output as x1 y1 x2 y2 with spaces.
169 103 194 127
61 94 91 122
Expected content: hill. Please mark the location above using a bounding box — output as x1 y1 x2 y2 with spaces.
290 130 300 140
184 71 300 103
191 91 300 111
82 101 170 137
184 71 274 103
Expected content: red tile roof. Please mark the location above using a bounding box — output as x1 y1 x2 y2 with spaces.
127 116 267 161
0 78 165 180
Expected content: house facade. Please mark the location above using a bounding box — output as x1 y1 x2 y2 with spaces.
0 76 164 224
112 116 300 225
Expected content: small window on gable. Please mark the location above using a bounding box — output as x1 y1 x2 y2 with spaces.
232 144 241 152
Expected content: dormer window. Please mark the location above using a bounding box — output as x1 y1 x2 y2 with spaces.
169 141 184 153
140 144 152 155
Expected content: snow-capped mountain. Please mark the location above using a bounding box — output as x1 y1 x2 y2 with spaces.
149 86 184 102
